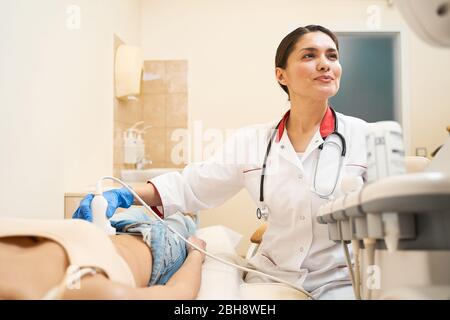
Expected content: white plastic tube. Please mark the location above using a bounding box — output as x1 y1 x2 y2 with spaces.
382 212 400 253
351 239 362 300
363 237 376 300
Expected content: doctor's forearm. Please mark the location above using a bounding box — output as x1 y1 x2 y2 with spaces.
132 184 162 207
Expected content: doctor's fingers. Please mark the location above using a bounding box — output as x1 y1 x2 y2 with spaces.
72 194 94 221
72 205 93 222
106 205 118 219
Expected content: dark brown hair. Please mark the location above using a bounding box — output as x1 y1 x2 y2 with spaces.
275 25 339 99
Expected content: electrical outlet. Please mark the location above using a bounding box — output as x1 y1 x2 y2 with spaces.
415 147 427 157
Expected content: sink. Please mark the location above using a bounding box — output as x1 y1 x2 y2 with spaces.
120 168 183 182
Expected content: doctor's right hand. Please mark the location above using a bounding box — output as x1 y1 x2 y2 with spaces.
72 187 134 222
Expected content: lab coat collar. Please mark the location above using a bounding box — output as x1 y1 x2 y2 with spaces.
275 106 335 143
274 106 336 167
303 109 345 162
276 129 303 169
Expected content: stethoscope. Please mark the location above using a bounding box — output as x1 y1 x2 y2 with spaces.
256 107 347 220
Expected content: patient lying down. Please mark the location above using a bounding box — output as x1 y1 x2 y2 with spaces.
0 209 206 300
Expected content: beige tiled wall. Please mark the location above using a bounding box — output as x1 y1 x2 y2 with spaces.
142 60 188 169
113 39 188 178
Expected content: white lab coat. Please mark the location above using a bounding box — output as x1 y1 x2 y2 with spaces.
150 111 368 298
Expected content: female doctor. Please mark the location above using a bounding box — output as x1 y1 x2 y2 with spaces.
74 25 368 299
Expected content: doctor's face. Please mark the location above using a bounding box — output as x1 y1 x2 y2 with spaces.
277 31 342 101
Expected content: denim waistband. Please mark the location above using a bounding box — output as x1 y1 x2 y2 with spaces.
110 207 196 285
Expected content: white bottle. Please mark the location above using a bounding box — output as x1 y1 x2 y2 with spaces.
136 131 145 162
91 181 116 235
136 125 152 163
123 129 138 164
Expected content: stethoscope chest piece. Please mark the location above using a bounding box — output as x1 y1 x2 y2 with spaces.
256 206 269 220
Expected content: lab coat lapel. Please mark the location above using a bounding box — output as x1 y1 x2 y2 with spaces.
301 113 346 163
302 130 325 163
275 130 303 168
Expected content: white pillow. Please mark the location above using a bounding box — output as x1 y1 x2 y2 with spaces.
195 225 244 300
194 225 310 300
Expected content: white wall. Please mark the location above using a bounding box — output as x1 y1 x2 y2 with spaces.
0 0 141 219
140 0 450 254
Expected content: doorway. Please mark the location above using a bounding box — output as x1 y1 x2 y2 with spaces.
330 32 401 123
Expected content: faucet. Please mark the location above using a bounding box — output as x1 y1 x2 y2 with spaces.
136 157 152 170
